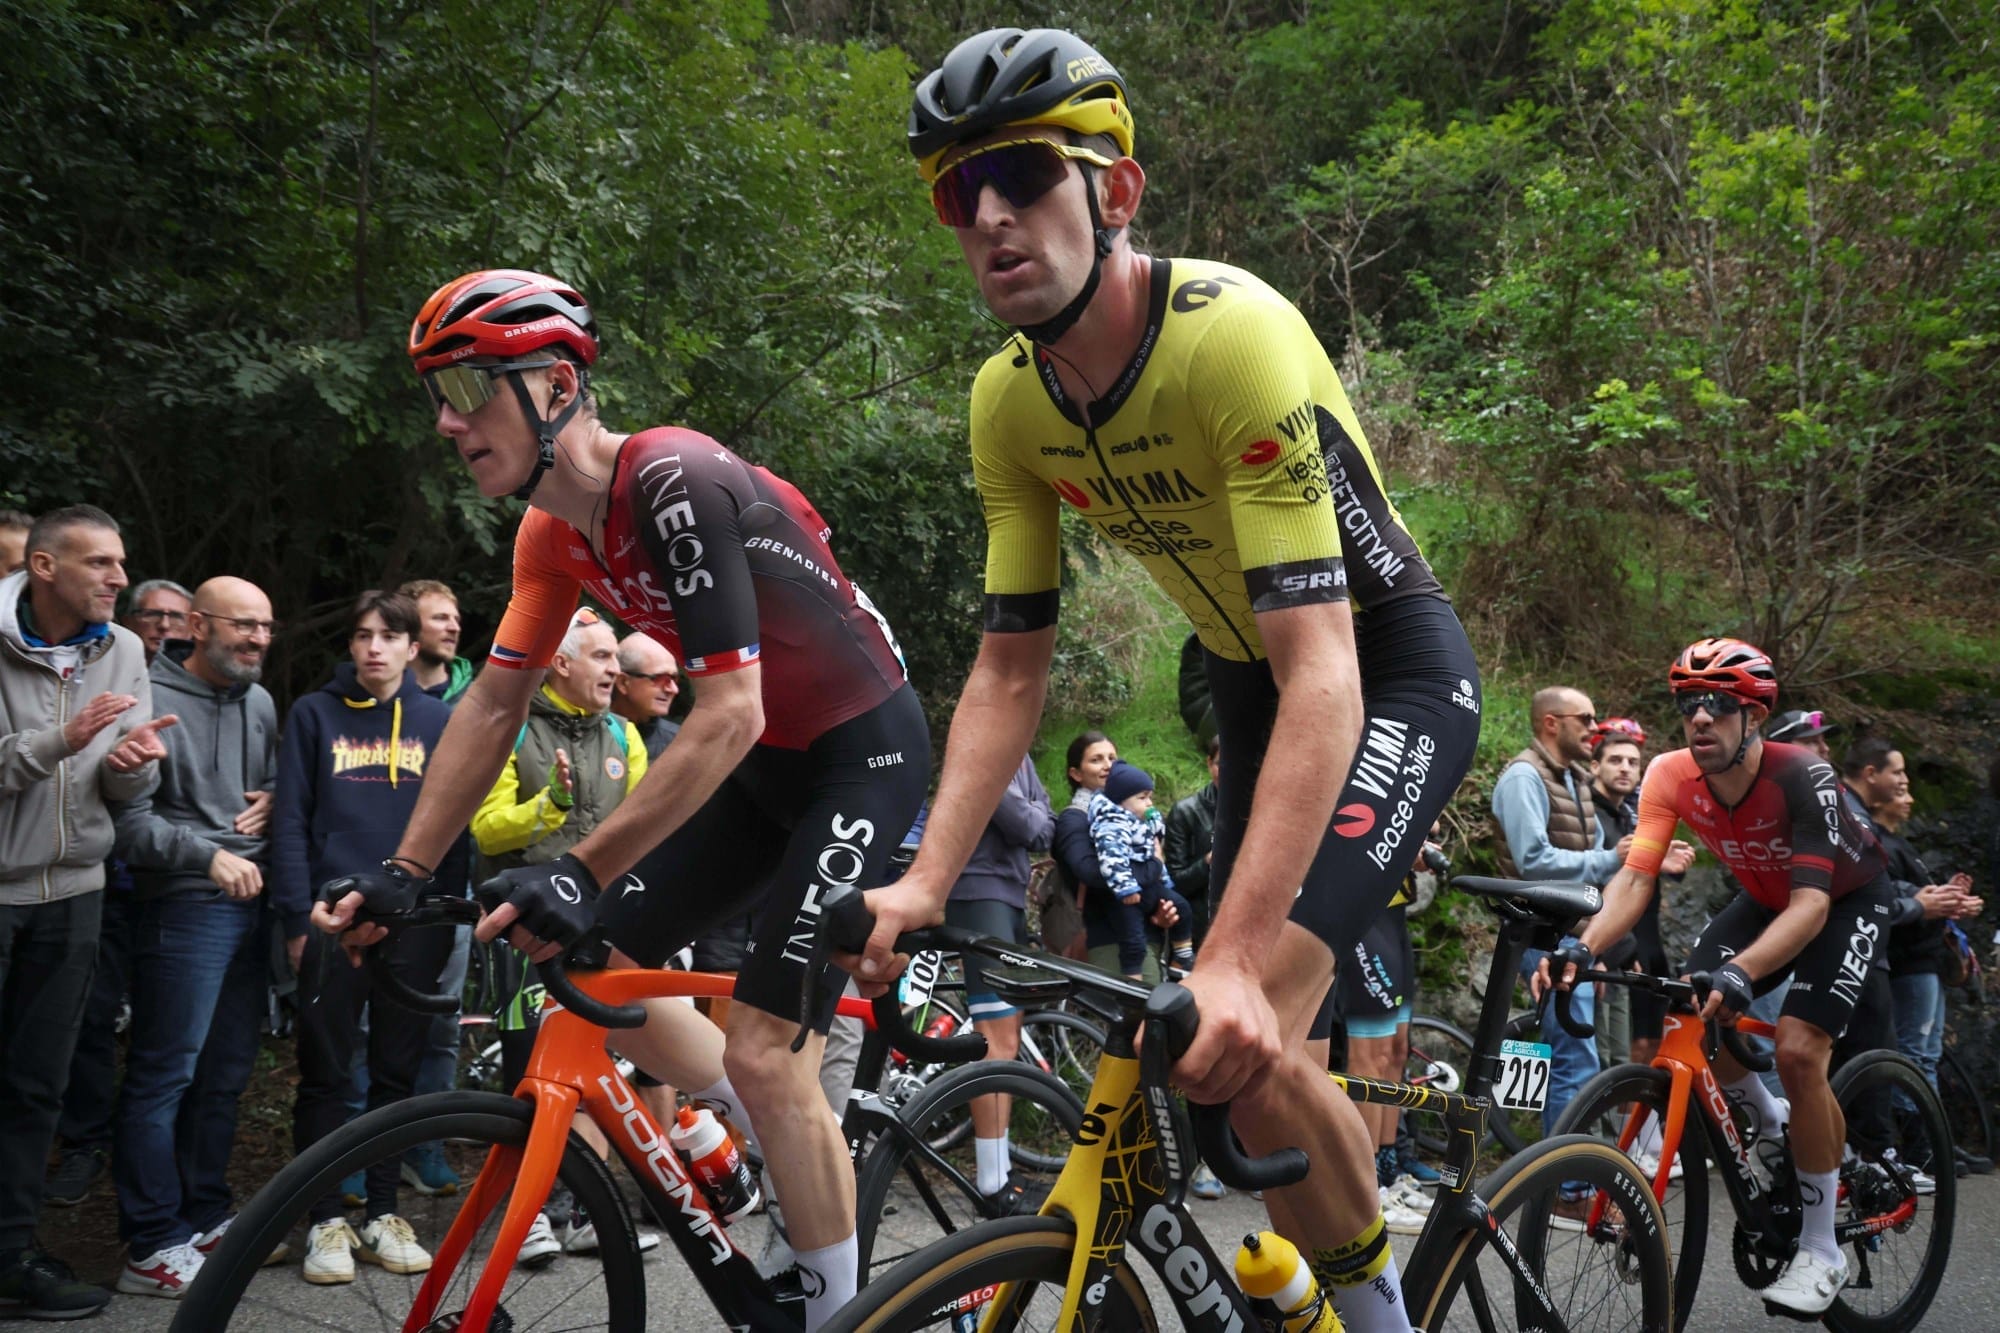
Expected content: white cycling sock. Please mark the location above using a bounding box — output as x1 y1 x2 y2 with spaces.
797 1233 858 1332
1328 1250 1412 1333
1797 1167 1841 1265
688 1076 761 1152
974 1135 1010 1196
1727 1071 1786 1135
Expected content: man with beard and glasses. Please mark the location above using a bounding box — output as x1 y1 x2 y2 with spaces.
107 577 282 1297
45 574 199 1211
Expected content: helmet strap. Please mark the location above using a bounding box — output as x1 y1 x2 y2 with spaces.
1017 170 1120 347
503 369 585 501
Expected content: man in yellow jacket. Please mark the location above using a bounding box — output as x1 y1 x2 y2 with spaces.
473 607 646 870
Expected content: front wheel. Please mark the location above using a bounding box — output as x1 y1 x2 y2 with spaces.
823 1214 1155 1332
1554 1062 1710 1330
173 1091 644 1333
1825 1049 1955 1333
1416 1135 1674 1333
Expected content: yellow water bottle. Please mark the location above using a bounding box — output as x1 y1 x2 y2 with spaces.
1234 1231 1342 1332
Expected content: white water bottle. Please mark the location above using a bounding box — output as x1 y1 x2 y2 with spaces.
669 1105 760 1223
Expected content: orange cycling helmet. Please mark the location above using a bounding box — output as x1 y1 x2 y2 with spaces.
1668 637 1778 707
1589 717 1648 751
408 270 599 500
408 269 598 373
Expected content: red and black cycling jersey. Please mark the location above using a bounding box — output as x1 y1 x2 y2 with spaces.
1628 741 1885 911
490 427 906 749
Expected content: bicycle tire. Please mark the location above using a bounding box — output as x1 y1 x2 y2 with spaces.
1416 1135 1673 1333
854 1060 1084 1276
1825 1049 1955 1333
1936 1042 1992 1161
1554 1062 1711 1330
173 1091 644 1333
1405 1013 1530 1158
1011 1008 1104 1171
825 1214 1155 1332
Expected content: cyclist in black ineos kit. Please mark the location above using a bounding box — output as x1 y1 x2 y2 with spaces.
314 269 926 1329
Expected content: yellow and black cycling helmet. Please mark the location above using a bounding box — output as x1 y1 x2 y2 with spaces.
909 28 1134 183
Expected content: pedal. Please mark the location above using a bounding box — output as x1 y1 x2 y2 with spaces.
1760 1300 1825 1323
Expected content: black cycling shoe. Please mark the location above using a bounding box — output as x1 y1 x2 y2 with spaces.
0 1247 112 1321
980 1175 1051 1218
42 1147 108 1208
1955 1146 1993 1176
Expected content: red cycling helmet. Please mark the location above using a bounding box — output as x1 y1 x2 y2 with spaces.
408 269 599 373
1668 637 1778 707
1589 717 1648 751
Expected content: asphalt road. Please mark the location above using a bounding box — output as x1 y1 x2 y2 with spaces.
45 1168 1995 1331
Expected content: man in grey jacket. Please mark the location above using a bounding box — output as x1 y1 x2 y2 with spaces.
0 505 168 1321
109 576 281 1298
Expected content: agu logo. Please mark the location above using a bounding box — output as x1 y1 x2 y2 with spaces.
1333 803 1377 838
1053 479 1091 509
1240 440 1281 466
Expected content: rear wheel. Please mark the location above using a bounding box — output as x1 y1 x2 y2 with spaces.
1405 1013 1533 1161
1825 1049 1954 1333
1935 1043 1991 1163
854 1061 1083 1276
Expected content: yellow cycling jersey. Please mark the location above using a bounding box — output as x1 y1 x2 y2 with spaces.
971 257 1443 662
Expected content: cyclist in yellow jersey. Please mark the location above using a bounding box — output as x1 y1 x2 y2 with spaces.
844 29 1481 1333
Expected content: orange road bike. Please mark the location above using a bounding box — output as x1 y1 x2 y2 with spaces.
1552 967 1954 1332
174 893 1084 1332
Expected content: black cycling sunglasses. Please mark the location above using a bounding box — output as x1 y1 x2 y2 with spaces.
931 138 1117 228
1674 691 1743 719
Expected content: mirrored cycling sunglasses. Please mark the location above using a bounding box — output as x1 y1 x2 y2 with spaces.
1673 691 1743 718
931 138 1118 228
420 358 558 415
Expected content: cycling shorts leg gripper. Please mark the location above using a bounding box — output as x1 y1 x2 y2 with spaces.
729 685 932 1030
1311 1214 1392 1288
1203 600 1480 960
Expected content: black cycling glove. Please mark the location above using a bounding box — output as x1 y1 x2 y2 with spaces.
319 861 430 919
476 852 602 951
1549 938 1595 988
1711 962 1756 1017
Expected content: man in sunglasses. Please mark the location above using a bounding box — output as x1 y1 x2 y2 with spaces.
1540 637 1897 1316
846 29 1482 1332
1768 707 1836 762
315 269 925 1327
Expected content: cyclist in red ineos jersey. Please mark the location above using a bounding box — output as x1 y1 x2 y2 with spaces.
1540 637 1892 1317
314 270 925 1327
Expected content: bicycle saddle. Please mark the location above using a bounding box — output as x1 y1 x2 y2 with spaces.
1451 875 1602 925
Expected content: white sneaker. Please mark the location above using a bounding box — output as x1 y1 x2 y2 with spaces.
192 1214 290 1266
519 1212 561 1269
1763 1249 1848 1316
559 1214 599 1254
1388 1175 1434 1215
1378 1186 1426 1236
303 1220 357 1285
118 1241 203 1298
357 1214 432 1275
